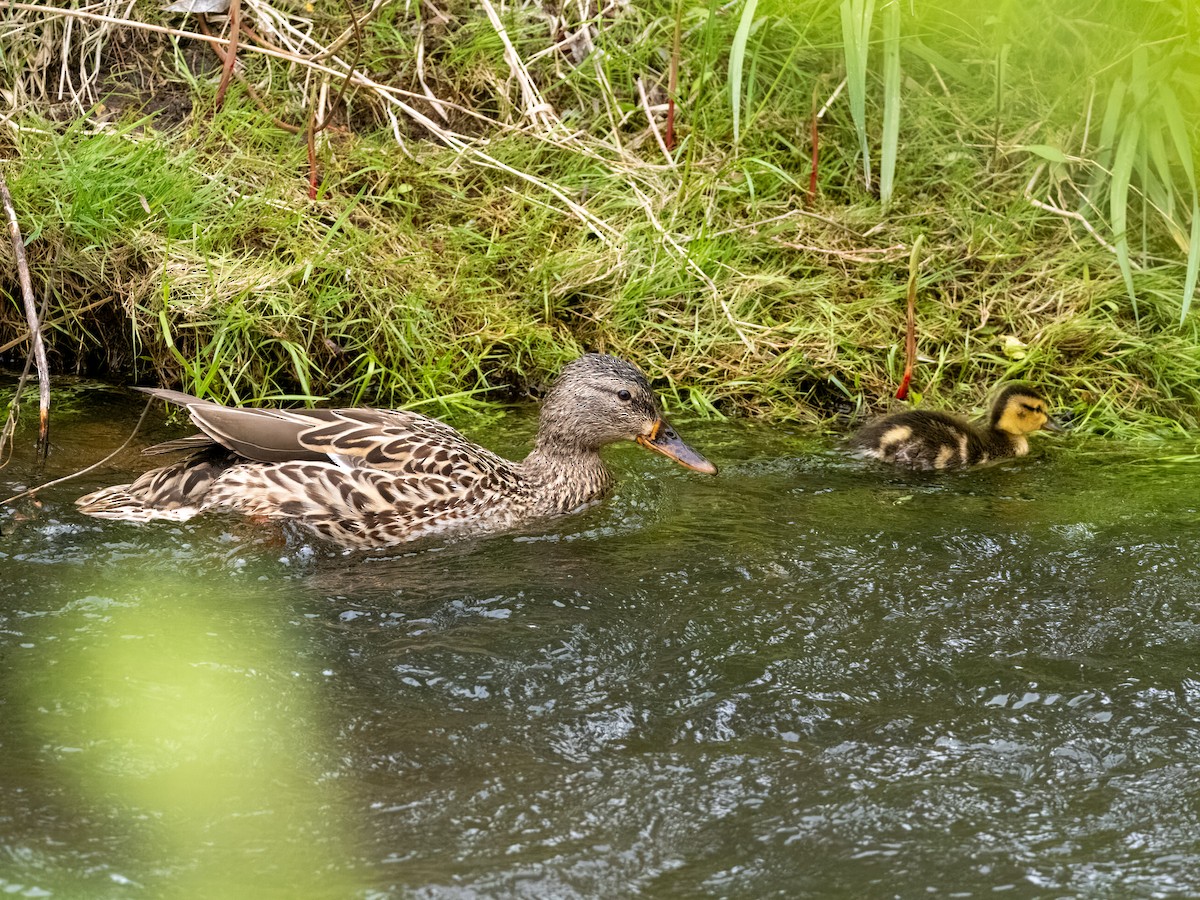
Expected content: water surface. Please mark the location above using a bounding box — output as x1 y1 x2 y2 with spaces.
2 384 1199 897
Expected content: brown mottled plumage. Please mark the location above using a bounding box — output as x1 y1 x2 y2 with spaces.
76 355 717 548
849 384 1062 470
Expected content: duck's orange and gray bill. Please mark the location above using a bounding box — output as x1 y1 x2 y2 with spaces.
636 420 718 475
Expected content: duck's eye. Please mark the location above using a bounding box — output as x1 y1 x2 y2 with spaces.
617 389 632 402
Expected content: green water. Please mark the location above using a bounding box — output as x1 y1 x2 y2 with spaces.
3 385 1200 897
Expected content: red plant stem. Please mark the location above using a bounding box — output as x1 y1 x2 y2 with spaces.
213 0 242 111
896 236 923 399
197 15 301 132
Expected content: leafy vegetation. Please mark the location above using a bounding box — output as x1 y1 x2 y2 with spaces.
0 0 1197 436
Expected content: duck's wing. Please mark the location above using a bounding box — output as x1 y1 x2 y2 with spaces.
140 388 514 480
140 388 333 462
290 408 513 481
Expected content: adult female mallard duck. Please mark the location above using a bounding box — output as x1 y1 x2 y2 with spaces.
849 383 1061 470
76 354 717 548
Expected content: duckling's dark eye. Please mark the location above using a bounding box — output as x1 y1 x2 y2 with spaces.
617 389 632 402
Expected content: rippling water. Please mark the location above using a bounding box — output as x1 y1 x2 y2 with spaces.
2 384 1200 896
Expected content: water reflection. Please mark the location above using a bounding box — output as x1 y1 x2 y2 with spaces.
2 386 1200 895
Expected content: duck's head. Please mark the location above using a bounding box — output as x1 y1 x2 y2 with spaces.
536 354 717 474
991 384 1063 436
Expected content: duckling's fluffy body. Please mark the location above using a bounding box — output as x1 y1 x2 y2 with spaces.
850 384 1058 470
76 355 716 548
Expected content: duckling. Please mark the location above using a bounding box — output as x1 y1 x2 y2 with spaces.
76 354 717 548
849 383 1061 470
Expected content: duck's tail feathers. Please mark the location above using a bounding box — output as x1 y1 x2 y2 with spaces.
75 484 200 522
75 446 241 522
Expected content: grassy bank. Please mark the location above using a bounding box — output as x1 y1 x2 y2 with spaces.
1 0 1198 436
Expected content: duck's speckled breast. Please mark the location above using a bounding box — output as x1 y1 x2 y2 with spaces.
516 448 614 518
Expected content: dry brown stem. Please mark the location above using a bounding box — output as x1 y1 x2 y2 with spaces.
212 0 242 111
0 166 50 459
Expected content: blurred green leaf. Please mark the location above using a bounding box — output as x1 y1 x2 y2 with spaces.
1019 144 1071 163
879 0 901 210
1111 120 1141 319
730 0 760 147
841 0 875 189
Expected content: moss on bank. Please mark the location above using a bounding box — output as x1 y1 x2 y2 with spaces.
1 1 1198 437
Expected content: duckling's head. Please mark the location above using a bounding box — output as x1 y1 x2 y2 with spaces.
991 384 1061 436
536 354 717 474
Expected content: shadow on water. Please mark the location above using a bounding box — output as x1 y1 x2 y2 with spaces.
3 384 1200 895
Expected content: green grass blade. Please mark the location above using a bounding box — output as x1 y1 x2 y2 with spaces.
1087 77 1126 204
1018 144 1070 163
729 0 760 147
1159 83 1197 186
1182 200 1200 323
1096 78 1126 155
278 340 314 398
1136 140 1151 263
992 43 1009 169
1145 124 1177 236
903 36 970 83
879 0 900 210
1160 83 1200 321
1110 120 1141 320
840 0 874 189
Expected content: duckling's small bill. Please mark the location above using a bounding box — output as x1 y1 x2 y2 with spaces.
1040 416 1066 433
636 420 718 475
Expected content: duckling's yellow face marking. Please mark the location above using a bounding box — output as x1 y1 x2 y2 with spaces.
995 393 1052 436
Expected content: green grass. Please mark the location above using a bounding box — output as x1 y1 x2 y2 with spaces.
0 0 1198 438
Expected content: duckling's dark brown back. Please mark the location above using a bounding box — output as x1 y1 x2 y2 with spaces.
850 409 981 470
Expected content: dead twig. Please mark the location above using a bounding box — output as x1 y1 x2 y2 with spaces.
773 239 907 264
309 0 363 138
1023 164 1123 258
707 208 867 240
0 295 115 356
309 0 388 61
0 166 50 459
415 25 450 123
479 0 558 129
666 0 681 151
306 87 320 199
636 77 673 167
